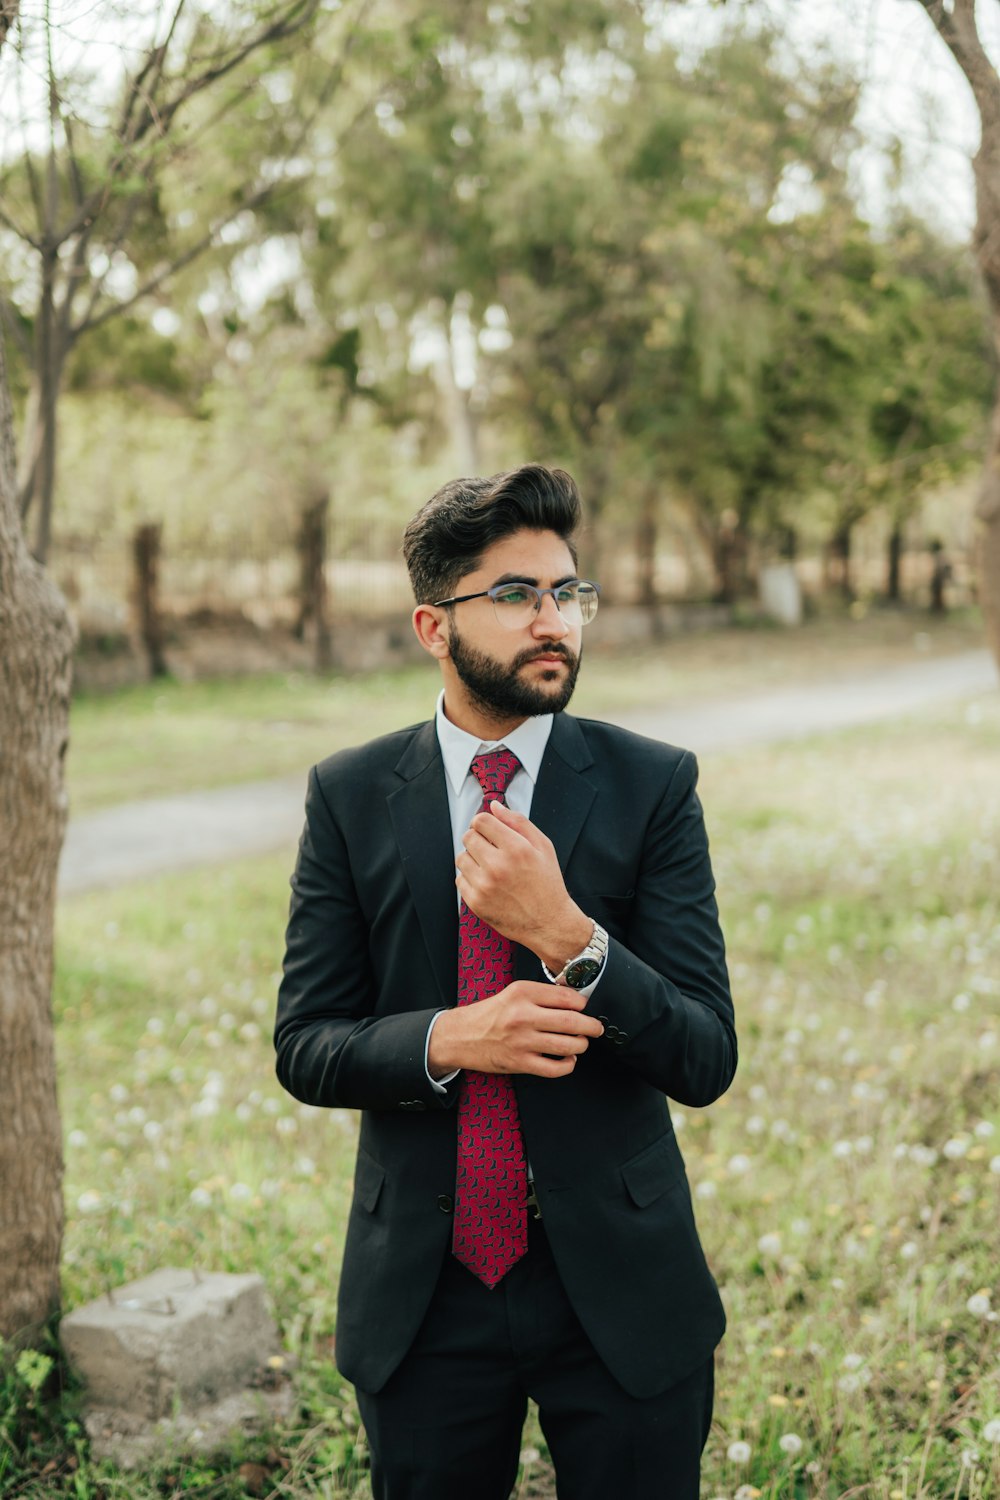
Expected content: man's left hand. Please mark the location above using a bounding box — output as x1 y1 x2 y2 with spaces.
456 799 593 973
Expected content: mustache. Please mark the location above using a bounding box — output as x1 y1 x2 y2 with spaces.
514 645 577 669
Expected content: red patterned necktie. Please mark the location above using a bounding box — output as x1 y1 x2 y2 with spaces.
452 748 528 1289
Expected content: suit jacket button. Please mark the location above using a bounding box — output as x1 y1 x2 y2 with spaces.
596 1015 610 1027
437 1195 453 1213
613 1032 628 1045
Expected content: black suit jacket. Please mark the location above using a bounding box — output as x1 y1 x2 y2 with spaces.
274 712 736 1398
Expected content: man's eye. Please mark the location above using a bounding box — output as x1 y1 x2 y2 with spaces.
555 586 577 603
496 588 530 605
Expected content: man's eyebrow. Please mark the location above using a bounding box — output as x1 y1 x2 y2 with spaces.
489 573 578 588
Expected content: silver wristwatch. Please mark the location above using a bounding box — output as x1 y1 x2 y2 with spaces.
541 921 609 990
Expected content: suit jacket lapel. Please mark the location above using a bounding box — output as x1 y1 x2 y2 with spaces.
515 714 596 981
387 722 458 1009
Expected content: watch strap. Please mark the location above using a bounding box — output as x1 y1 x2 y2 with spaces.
541 920 609 985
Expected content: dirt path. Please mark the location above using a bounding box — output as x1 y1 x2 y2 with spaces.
58 649 997 897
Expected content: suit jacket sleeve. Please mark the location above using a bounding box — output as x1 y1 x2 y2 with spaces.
583 749 736 1107
274 765 459 1112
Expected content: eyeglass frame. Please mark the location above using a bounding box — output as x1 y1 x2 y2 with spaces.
431 578 601 624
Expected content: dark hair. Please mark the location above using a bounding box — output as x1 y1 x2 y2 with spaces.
403 463 582 603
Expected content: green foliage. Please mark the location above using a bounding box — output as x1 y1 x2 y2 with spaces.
66 318 187 398
2 0 993 597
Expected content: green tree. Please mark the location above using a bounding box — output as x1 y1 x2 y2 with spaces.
0 0 353 561
0 0 359 1342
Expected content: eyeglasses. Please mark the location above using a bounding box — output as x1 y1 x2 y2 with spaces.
432 579 601 631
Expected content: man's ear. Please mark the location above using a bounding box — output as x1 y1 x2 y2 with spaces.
412 603 451 660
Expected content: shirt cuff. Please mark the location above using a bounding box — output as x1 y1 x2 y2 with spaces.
425 1009 460 1095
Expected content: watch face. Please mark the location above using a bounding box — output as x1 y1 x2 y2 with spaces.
564 956 602 990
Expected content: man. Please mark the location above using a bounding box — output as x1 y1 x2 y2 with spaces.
274 463 736 1500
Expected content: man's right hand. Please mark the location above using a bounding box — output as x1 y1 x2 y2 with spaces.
428 980 604 1080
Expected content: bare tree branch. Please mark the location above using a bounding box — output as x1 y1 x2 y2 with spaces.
21 136 46 234
69 0 376 340
72 180 279 336
51 0 323 248
0 199 40 247
67 181 150 338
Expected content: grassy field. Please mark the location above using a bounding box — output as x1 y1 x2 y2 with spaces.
3 683 998 1498
66 608 986 813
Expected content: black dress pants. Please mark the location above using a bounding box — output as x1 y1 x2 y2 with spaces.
355 1216 714 1500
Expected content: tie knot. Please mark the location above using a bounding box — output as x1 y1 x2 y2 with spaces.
471 748 521 799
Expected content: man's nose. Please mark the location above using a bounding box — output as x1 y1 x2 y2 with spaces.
531 593 570 638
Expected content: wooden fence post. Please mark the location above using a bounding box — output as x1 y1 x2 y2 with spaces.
132 522 168 678
293 492 332 671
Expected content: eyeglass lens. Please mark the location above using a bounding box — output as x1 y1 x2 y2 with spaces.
490 582 599 629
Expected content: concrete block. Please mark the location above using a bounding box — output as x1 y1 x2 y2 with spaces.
60 1267 293 1466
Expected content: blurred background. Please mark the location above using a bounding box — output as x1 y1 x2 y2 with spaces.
2 0 996 684
2 3 999 1498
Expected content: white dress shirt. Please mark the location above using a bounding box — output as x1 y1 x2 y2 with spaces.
425 691 605 1091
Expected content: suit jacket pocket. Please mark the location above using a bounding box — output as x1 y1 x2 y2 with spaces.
621 1132 686 1209
353 1147 386 1213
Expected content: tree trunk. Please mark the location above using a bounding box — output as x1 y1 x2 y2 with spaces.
293 491 332 671
20 251 65 564
711 518 747 604
886 523 903 603
912 0 1000 670
132 522 169 679
978 497 1000 664
0 321 74 1344
974 395 1000 666
635 488 657 608
830 521 854 602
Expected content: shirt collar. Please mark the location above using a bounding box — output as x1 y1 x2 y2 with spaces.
434 689 554 798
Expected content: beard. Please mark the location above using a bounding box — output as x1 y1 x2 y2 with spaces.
447 625 581 723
